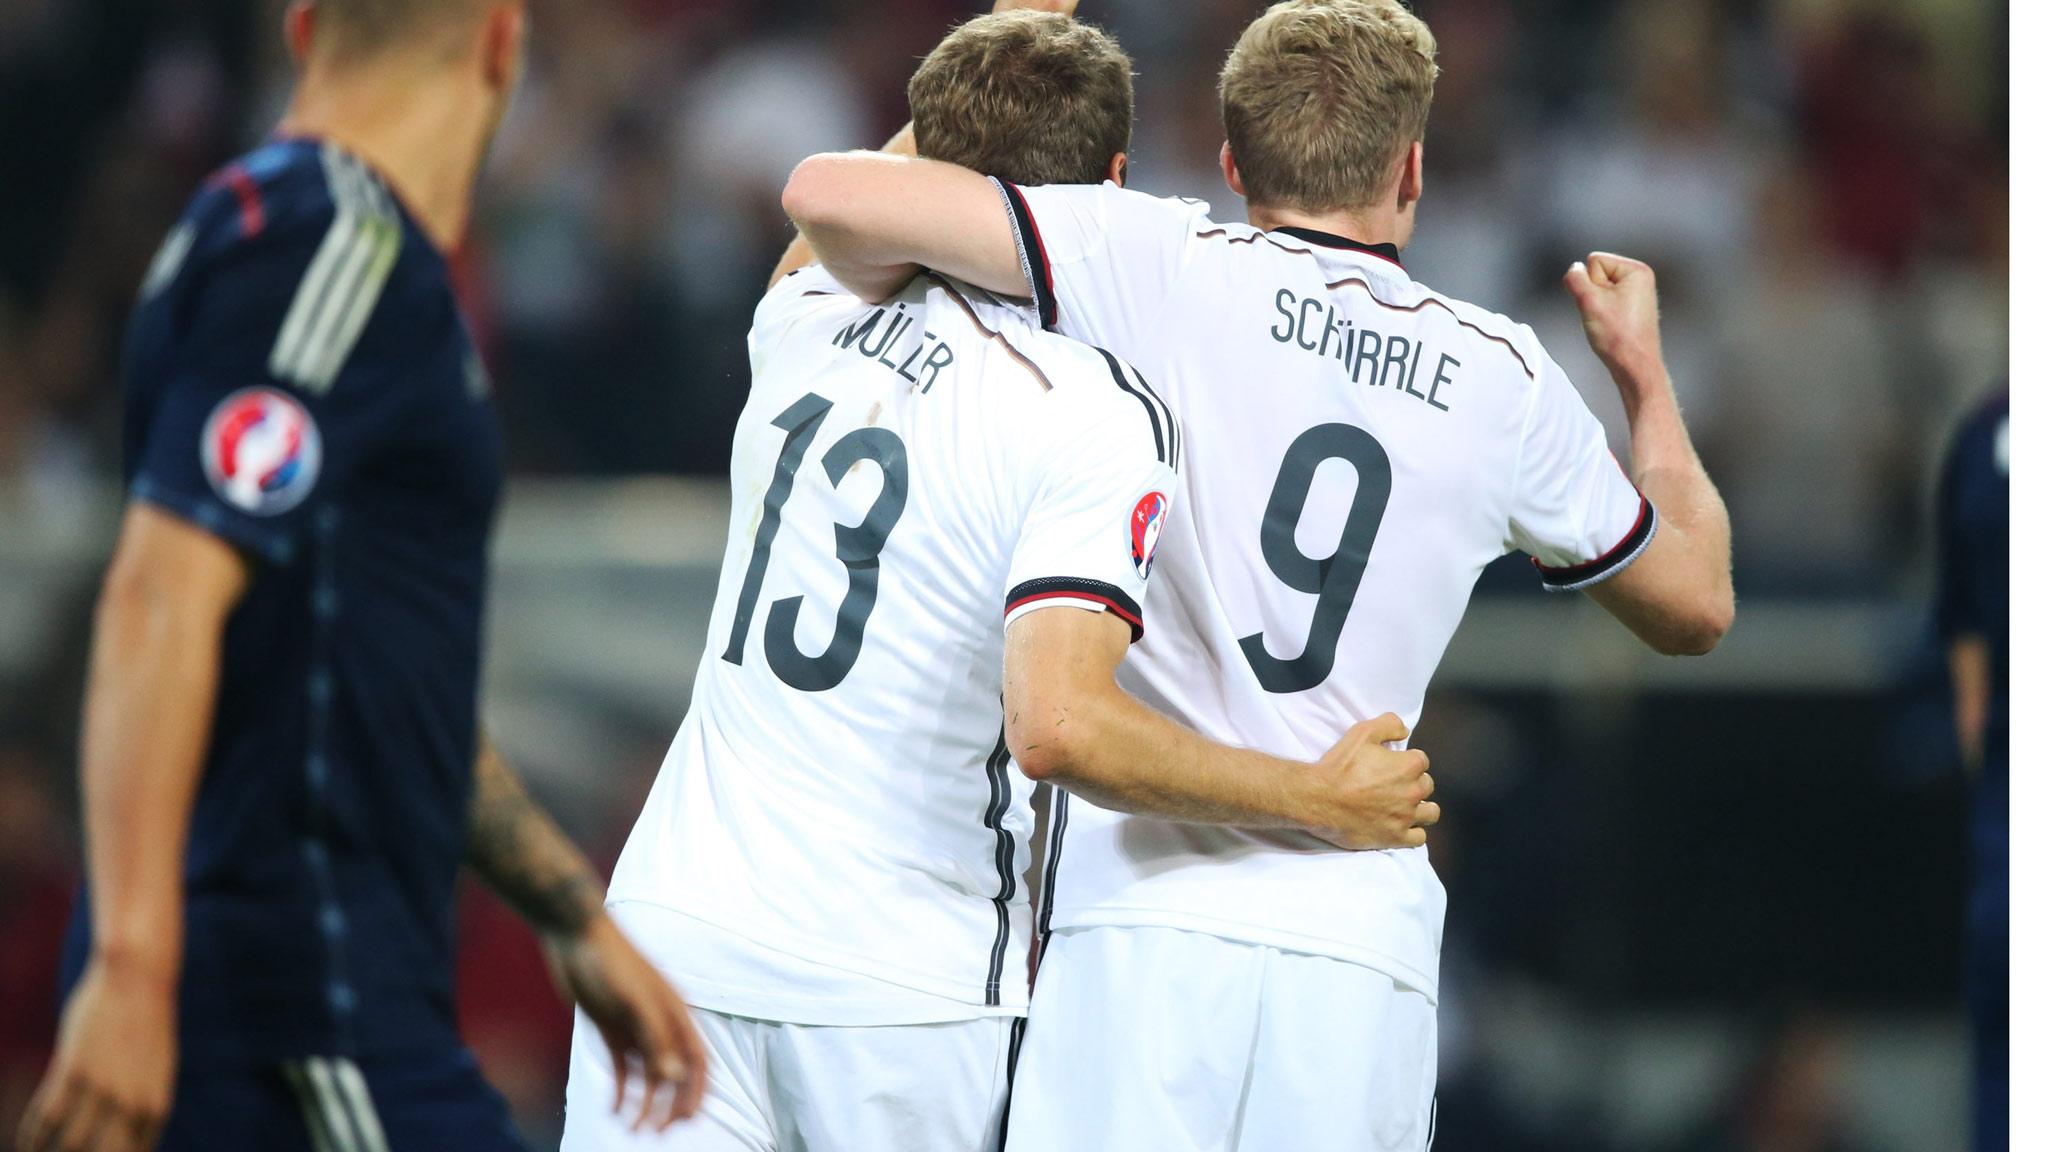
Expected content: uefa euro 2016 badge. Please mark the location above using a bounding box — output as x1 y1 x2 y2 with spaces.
201 387 323 515
1129 490 1169 577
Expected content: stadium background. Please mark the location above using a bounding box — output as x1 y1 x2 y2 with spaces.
0 0 2008 1148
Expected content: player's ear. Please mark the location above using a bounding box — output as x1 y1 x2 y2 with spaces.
1220 142 1247 199
1397 140 1423 208
482 3 528 95
283 1 316 67
1108 153 1129 188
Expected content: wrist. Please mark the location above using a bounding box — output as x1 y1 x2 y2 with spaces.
1288 756 1343 837
1601 345 1669 393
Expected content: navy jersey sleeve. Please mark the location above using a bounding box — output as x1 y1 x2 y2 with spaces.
1935 422 1976 642
1934 395 2009 643
127 164 405 564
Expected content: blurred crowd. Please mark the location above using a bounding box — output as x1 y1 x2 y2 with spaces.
0 0 2006 1148
0 0 2010 589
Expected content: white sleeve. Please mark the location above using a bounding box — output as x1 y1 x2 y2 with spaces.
1507 350 1657 592
990 180 1202 351
746 264 848 374
1003 376 1182 641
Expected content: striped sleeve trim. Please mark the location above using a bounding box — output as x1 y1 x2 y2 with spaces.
1534 496 1658 592
1005 577 1144 641
268 145 403 394
990 177 1058 329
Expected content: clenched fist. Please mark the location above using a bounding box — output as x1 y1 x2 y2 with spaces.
1564 251 1664 385
1306 713 1438 851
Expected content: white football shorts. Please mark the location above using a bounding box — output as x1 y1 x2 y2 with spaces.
1004 925 1437 1152
561 1005 1020 1152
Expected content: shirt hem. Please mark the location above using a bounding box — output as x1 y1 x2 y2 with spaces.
605 896 1029 1020
1052 906 1441 1003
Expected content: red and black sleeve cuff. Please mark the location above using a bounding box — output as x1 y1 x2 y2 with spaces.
992 178 1058 330
1533 496 1658 592
1005 577 1143 641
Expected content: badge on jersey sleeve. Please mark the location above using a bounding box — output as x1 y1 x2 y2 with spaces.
201 387 323 515
1129 490 1169 577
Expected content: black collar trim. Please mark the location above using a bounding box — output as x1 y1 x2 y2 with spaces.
1273 226 1402 268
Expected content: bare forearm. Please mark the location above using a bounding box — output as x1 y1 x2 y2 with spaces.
1616 362 1728 551
80 593 224 978
1596 356 1736 654
1948 637 1991 768
769 125 918 287
784 153 1028 302
1013 694 1325 832
466 738 605 939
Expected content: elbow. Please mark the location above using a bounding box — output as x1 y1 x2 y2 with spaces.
1008 727 1072 785
1651 594 1734 656
1005 703 1089 786
781 155 846 235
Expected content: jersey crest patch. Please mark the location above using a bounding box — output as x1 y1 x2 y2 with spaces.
202 387 322 516
1129 490 1169 577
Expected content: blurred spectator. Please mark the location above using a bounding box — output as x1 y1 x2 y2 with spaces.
1673 1014 1875 1152
0 1 2007 1146
0 742 75 1137
1712 161 1903 593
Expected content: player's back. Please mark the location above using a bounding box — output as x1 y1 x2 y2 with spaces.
995 182 1652 999
64 137 502 1060
608 267 1175 1018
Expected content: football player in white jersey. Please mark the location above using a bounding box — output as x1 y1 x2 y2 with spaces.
782 1 1736 1148
561 8 1444 1151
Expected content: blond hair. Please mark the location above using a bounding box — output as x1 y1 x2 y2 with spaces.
1219 0 1438 212
909 11 1133 188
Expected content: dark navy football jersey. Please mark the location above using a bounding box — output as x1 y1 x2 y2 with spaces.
1935 386 2007 932
61 138 503 1062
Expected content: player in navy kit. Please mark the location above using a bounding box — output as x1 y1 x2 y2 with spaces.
1935 386 2009 1152
17 4 705 1151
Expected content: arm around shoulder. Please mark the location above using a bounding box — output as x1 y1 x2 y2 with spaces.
1002 607 1439 849
782 152 1029 303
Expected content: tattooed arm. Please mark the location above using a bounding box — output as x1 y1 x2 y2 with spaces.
467 738 608 935
466 738 708 1130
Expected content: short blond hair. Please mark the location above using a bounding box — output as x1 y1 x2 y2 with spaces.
909 11 1133 188
1219 0 1438 212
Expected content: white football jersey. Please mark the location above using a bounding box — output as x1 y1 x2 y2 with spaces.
994 181 1653 1001
607 265 1179 1022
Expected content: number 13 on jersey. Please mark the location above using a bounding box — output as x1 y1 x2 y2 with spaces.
722 392 909 692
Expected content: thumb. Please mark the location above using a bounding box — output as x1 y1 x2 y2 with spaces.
1358 712 1409 746
1563 261 1596 306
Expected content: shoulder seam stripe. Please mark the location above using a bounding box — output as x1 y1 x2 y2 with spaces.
1322 277 1537 380
269 147 400 393
927 275 1054 391
1128 364 1179 468
1091 346 1172 466
1196 226 1524 378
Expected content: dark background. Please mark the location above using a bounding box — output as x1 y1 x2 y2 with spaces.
0 0 2007 1148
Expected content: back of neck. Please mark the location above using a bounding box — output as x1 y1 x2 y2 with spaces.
1247 202 1405 250
277 64 485 252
